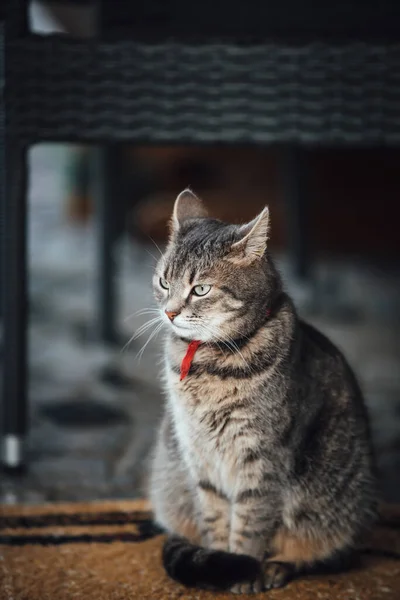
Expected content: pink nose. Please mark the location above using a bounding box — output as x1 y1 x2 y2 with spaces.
165 310 179 322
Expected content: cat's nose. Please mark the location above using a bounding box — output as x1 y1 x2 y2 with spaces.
165 309 180 322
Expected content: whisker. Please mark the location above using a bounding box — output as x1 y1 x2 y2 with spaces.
147 236 165 260
216 322 255 373
123 308 160 322
132 317 163 339
199 323 222 352
136 321 165 362
224 335 254 374
144 247 159 263
223 322 252 344
121 316 163 353
196 321 254 374
195 323 226 356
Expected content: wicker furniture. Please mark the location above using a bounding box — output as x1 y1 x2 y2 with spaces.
1 0 400 468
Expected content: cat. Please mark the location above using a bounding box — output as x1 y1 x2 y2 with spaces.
149 188 378 594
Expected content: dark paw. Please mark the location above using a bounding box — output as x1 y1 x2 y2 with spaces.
263 562 293 590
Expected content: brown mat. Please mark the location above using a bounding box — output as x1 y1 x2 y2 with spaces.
0 500 399 600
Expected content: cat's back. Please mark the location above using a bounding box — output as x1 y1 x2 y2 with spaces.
298 320 364 403
299 320 347 364
295 320 373 467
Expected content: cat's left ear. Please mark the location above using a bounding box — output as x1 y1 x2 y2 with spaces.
230 207 270 262
170 188 208 236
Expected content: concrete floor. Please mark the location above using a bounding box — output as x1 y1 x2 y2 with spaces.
0 145 399 506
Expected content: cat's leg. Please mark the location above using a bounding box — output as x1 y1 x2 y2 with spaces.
229 494 278 594
197 481 230 551
265 445 377 588
264 522 352 589
149 416 200 543
263 561 295 590
270 522 351 563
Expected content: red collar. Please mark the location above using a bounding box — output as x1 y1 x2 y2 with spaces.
180 309 271 381
180 340 202 380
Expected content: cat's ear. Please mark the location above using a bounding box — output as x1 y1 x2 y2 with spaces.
171 188 208 235
230 207 270 262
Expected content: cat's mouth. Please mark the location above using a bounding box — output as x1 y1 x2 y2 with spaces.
169 320 200 340
165 315 213 341
171 322 193 334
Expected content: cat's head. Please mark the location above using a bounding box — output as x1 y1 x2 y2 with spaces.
154 189 281 342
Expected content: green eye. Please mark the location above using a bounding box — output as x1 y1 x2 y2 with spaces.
192 284 211 297
160 277 169 290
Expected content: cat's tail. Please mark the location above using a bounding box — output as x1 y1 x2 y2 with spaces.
162 535 261 590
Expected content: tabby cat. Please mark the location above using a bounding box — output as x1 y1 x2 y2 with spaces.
149 189 377 594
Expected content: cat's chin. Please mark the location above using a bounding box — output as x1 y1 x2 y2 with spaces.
171 323 197 339
170 323 210 342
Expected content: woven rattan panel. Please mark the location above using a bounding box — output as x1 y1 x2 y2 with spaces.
6 36 400 145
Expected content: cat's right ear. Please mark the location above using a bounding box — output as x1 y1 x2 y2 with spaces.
170 188 208 236
229 207 270 263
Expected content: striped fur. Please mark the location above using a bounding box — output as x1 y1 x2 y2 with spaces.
149 190 378 593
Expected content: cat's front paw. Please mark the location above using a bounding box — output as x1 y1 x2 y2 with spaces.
230 576 263 595
263 561 293 590
229 562 293 594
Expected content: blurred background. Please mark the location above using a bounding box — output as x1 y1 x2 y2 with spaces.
1 1 399 505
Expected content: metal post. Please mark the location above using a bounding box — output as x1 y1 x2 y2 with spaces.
1 141 29 470
92 146 119 344
281 146 312 281
0 23 4 324
1 0 29 470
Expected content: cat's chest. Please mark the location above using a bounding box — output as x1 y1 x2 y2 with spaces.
167 368 253 484
172 395 243 491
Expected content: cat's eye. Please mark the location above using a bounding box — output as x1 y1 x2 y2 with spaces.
192 284 211 297
159 277 169 290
